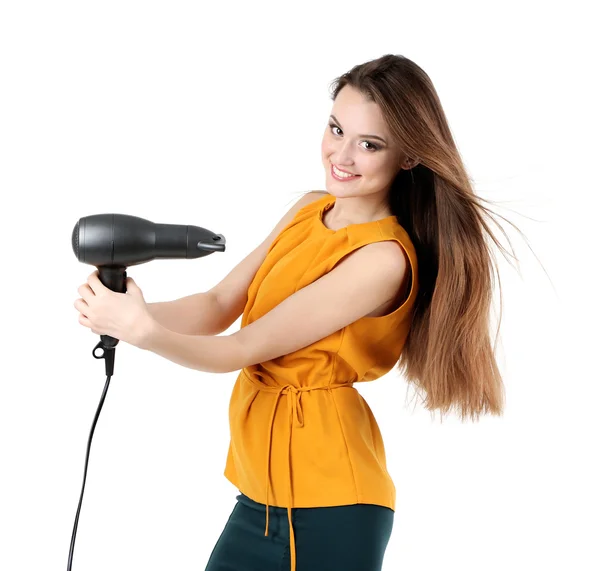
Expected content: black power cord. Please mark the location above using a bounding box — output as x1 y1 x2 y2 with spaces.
67 371 112 570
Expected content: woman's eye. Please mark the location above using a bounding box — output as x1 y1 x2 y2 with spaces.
328 122 379 151
329 123 342 136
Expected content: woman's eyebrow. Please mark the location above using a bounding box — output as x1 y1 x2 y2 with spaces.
329 114 387 144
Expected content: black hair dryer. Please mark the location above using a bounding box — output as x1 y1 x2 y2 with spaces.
71 213 226 376
67 213 225 571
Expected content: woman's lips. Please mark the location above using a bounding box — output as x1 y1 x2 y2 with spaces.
331 164 361 181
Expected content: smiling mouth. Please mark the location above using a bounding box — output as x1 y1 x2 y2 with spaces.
331 164 360 179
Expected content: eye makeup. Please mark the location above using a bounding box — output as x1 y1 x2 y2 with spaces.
328 121 382 152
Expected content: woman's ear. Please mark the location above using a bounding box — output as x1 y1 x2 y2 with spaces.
399 156 420 170
407 156 420 169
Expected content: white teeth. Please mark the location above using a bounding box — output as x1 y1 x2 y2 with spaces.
333 165 357 178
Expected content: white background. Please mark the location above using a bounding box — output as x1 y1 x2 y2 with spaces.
1 1 598 570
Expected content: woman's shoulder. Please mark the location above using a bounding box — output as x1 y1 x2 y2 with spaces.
286 190 330 216
301 189 330 204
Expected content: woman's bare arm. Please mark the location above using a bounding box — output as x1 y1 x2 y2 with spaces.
147 292 225 336
147 191 328 339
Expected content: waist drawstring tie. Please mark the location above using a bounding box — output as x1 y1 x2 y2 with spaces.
242 371 351 571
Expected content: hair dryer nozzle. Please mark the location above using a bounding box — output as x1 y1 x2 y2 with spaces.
194 232 226 255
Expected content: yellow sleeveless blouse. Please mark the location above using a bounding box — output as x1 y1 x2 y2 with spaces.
223 193 419 571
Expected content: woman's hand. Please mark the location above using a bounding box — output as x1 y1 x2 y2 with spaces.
74 270 155 349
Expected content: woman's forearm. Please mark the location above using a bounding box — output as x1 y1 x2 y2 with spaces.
147 291 225 336
141 322 245 374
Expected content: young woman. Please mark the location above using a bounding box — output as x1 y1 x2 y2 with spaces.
100 53 514 571
193 53 510 571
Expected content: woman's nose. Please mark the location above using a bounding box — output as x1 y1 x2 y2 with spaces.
333 139 355 165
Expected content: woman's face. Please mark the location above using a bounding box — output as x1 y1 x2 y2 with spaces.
321 85 406 199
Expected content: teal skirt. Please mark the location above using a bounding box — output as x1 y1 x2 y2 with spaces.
204 491 394 571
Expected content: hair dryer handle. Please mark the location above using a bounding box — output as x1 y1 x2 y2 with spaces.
97 265 127 349
98 265 127 294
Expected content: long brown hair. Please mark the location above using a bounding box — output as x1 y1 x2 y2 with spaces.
319 54 525 422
